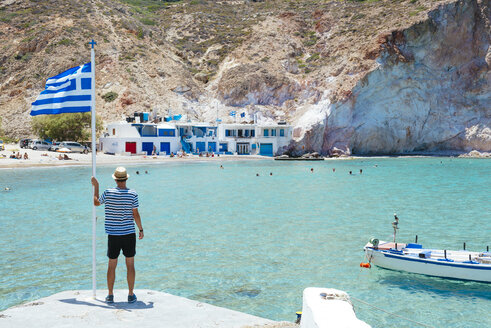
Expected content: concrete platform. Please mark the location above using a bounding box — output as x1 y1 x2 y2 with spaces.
0 289 293 328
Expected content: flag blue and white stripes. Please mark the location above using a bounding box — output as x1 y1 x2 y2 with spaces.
30 63 92 116
240 112 246 118
229 111 236 117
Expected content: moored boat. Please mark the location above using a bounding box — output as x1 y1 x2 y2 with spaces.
364 239 491 283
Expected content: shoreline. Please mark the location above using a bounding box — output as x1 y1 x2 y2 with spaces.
0 144 271 169
1 144 489 169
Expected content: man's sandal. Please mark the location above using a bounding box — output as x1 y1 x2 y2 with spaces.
105 295 114 304
128 294 137 303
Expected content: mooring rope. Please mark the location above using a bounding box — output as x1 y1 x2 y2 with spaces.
350 295 434 328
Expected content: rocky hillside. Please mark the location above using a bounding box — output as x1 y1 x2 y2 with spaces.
0 0 489 155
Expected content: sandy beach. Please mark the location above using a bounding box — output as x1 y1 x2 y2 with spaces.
0 143 272 169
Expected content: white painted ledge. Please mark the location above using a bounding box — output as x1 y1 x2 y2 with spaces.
0 289 278 328
300 288 370 328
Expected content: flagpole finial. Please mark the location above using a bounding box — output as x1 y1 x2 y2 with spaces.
89 40 97 49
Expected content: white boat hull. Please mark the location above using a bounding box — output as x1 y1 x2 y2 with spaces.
365 246 491 283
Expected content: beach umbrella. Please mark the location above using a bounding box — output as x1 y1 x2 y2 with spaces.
57 147 72 153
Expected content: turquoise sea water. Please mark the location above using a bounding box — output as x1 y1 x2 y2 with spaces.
1 158 490 327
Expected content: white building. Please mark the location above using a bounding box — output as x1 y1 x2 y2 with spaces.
217 123 293 156
175 122 219 154
100 122 180 155
99 120 293 157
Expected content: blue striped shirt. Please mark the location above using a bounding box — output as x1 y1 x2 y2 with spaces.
99 187 139 236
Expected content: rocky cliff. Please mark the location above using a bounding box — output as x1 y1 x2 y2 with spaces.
0 0 489 155
292 0 491 155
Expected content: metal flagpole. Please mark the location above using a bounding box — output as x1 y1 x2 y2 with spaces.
90 39 97 298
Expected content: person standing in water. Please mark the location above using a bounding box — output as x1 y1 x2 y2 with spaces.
392 213 399 243
91 167 144 304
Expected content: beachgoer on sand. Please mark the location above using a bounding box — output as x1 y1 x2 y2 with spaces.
91 167 144 304
23 152 28 160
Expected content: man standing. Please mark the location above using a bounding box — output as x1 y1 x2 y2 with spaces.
91 167 144 304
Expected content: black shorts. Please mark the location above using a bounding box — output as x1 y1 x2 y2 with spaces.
107 233 136 259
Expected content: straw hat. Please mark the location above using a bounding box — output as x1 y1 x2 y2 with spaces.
112 167 129 181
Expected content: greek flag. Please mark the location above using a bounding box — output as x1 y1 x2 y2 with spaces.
240 112 246 118
229 111 236 117
30 63 92 116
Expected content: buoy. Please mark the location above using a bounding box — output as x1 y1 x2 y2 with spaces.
360 262 371 268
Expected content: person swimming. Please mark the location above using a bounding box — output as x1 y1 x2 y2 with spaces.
270 172 273 176
359 169 362 174
220 165 224 169
256 173 259 177
136 171 140 175
349 171 352 175
310 168 314 173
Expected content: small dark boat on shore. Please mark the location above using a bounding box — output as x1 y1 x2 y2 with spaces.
274 157 324 161
274 153 324 161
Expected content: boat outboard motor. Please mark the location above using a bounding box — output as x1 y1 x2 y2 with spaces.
369 238 379 248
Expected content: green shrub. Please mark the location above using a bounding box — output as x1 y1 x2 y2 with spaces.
139 17 156 25
306 53 320 62
31 112 103 142
58 38 73 46
102 91 118 102
137 28 144 39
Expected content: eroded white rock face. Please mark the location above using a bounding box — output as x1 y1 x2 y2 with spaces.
294 0 490 155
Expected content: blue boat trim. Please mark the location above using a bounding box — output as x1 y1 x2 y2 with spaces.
376 250 491 270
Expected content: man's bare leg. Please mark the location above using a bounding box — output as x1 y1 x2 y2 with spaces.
107 258 118 295
126 257 135 296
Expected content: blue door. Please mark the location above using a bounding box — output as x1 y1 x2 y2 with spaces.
208 142 216 152
259 143 273 156
160 142 170 155
142 142 154 155
196 142 206 153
